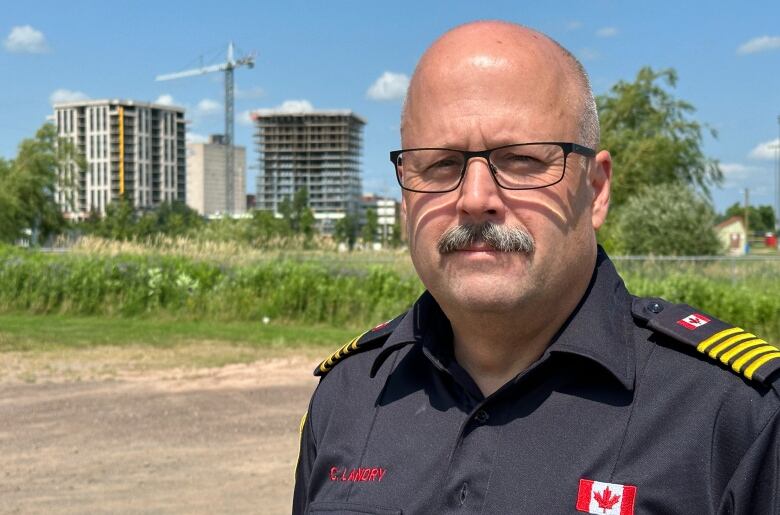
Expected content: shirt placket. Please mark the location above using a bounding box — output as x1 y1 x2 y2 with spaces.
431 352 554 513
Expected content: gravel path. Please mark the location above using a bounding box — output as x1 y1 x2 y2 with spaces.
0 356 320 514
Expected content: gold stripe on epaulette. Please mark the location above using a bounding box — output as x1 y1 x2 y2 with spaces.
707 333 756 358
317 332 366 375
692 326 780 382
294 410 308 479
719 339 767 364
732 345 779 375
697 327 744 353
744 351 780 379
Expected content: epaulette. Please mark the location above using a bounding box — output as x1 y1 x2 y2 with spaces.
314 314 406 377
632 297 780 385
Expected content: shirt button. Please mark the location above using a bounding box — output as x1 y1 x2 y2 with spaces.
647 301 664 314
474 409 489 424
459 482 469 505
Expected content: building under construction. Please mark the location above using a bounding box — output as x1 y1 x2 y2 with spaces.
53 99 185 218
253 110 364 231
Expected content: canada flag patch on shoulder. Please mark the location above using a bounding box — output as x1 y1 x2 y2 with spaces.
676 313 711 330
576 478 636 515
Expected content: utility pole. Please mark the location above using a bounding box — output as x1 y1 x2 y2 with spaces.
744 188 750 255
776 115 780 232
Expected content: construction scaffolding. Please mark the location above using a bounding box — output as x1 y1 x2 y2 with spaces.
253 110 365 231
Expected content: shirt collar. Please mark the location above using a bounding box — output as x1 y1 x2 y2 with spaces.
545 247 636 390
372 248 636 390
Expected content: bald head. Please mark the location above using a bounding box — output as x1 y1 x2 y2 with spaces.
401 21 599 148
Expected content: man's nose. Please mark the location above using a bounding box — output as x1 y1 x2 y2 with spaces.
455 158 505 219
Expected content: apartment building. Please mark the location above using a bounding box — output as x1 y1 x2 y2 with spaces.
53 99 185 217
360 193 402 243
186 134 246 216
253 110 364 231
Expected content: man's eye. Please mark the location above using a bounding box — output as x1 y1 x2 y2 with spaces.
504 153 538 163
427 158 460 170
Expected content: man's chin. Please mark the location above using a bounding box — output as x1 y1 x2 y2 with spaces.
434 273 532 311
439 249 532 273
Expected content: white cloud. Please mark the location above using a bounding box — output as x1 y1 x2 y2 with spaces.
719 163 764 180
196 98 222 115
238 110 254 126
235 85 265 100
252 100 317 116
596 27 618 38
186 132 208 144
4 25 48 53
155 94 175 106
748 138 780 160
49 88 89 105
737 36 780 55
717 163 773 193
578 48 600 61
565 21 583 31
366 72 409 101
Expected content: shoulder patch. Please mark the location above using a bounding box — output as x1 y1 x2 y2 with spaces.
314 314 405 377
632 297 780 385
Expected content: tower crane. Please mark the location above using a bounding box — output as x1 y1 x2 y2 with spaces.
156 42 255 215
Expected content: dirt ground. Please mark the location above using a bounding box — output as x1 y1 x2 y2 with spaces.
0 350 321 514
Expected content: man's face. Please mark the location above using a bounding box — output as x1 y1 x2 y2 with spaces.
401 33 609 316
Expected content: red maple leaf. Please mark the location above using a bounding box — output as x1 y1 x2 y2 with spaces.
593 486 621 513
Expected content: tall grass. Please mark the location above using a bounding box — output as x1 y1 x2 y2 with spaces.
0 245 422 329
614 256 780 341
1 243 778 340
68 235 417 277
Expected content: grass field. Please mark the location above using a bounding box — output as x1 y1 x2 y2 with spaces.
0 313 355 353
1 242 777 363
0 313 357 381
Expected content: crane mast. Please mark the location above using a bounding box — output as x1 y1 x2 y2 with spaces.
156 42 255 215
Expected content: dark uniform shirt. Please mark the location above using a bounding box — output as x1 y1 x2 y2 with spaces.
293 250 780 514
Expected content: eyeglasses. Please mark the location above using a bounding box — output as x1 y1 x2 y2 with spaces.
390 142 595 193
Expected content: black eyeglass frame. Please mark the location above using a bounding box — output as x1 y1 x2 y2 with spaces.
390 142 596 193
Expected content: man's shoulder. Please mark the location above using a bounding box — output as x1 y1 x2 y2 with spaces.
313 312 408 378
630 296 780 393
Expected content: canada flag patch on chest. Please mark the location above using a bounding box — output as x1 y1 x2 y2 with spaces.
576 478 636 515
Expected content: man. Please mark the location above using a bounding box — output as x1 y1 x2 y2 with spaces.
293 21 780 514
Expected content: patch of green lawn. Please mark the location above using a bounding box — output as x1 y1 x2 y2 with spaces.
0 312 356 353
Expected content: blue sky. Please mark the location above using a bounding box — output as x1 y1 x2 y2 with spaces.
2 0 779 214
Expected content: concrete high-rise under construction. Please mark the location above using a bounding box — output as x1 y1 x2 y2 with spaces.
53 99 186 218
253 110 364 231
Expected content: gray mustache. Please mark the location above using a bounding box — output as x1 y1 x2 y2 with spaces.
437 222 535 254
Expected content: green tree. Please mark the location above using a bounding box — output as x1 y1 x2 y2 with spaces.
721 203 776 234
144 201 203 237
278 196 293 233
249 209 287 243
597 67 722 209
334 214 359 250
610 183 721 255
300 208 316 244
362 208 378 245
0 123 79 243
389 221 404 248
97 196 136 240
279 187 315 236
0 159 20 241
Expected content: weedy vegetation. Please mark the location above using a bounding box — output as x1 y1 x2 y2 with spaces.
1 243 778 349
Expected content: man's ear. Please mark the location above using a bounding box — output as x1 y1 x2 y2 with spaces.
590 150 611 230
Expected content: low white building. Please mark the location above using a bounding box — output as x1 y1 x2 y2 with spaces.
361 193 402 244
715 216 747 256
